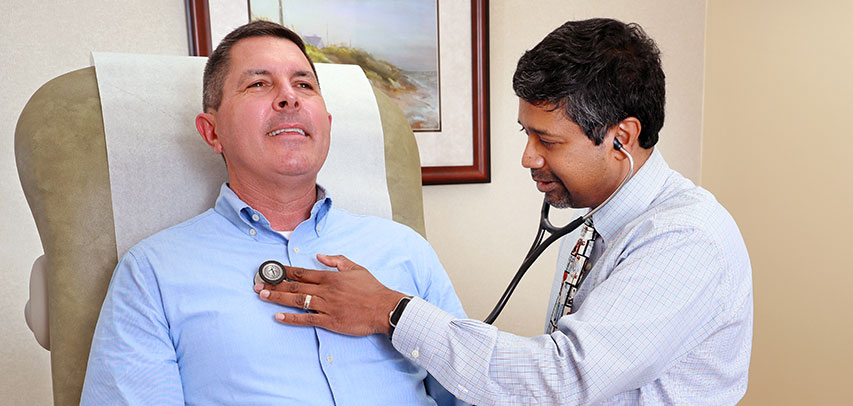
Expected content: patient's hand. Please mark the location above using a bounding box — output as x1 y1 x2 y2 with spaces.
255 254 406 336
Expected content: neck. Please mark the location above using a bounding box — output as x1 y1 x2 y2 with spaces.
589 146 653 209
227 174 317 231
628 146 653 175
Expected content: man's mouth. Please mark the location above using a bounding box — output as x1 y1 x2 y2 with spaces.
531 169 560 193
534 179 560 193
266 128 307 137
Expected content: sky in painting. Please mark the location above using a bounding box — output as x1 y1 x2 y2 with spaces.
250 0 438 72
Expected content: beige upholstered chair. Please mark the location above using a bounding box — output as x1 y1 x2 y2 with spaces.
16 59 424 405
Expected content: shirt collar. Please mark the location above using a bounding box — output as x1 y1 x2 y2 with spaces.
587 148 671 243
213 183 333 241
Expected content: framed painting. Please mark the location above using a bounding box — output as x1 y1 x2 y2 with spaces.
186 0 489 184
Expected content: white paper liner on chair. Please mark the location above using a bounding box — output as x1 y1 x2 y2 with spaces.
93 53 390 258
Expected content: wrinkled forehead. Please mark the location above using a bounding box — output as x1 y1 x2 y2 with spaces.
226 36 317 82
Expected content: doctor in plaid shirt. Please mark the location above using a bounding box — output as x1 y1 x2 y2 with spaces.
257 18 752 405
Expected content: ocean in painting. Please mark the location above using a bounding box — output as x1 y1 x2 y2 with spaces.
393 70 440 130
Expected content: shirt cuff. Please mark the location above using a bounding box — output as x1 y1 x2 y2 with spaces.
390 296 454 365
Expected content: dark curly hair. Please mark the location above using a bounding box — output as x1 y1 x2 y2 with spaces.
202 20 318 112
513 18 665 149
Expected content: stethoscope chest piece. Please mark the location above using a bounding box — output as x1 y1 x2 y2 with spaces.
256 260 287 285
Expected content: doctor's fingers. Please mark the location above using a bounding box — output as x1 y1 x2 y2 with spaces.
259 289 328 312
317 254 365 272
260 279 321 295
282 265 327 284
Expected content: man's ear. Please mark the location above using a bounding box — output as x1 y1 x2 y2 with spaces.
612 117 641 160
196 112 223 154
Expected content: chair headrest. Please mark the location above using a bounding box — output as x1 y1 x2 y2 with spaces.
92 53 392 257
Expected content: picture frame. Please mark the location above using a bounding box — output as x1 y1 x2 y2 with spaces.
186 0 489 185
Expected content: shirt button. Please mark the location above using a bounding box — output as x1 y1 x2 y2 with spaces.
411 349 419 358
293 247 300 254
249 229 257 236
326 355 334 363
252 213 260 222
316 225 322 232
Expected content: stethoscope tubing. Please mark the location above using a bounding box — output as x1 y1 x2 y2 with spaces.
483 146 634 324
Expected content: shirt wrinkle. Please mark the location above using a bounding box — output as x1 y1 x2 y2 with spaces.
82 182 469 406
392 149 752 405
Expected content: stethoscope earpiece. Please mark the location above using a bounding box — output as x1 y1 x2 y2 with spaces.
256 260 287 285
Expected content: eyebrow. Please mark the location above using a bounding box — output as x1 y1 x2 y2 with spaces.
238 69 270 84
237 69 317 84
518 120 557 137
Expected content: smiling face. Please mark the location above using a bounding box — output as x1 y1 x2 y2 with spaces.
519 99 624 209
196 36 332 189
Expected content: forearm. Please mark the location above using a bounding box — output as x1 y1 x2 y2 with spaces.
391 297 595 405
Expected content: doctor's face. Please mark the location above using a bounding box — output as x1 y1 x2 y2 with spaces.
519 99 618 209
197 36 332 185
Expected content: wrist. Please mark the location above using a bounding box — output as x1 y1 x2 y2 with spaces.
387 294 412 338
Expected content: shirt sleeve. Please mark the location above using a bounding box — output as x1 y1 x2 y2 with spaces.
80 251 184 405
392 226 730 406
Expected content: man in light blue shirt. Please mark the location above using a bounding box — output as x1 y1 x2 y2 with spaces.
81 20 466 405
257 19 753 405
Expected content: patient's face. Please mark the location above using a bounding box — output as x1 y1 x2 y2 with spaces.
200 36 332 185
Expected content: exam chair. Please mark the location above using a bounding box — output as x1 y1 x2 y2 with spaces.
16 55 425 406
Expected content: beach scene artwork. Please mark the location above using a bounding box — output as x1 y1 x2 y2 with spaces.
249 0 441 131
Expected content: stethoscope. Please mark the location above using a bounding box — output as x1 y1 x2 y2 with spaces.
256 260 288 285
482 139 634 324
254 139 635 324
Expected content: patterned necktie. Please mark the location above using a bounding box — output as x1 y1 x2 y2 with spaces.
547 218 598 334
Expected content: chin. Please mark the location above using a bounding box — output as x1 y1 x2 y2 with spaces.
545 193 573 209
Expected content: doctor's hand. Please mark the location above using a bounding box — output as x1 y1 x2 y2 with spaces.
254 254 406 336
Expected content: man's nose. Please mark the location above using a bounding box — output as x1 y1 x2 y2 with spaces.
521 137 544 169
274 86 300 110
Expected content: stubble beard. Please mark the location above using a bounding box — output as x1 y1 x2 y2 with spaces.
545 185 573 209
532 168 574 209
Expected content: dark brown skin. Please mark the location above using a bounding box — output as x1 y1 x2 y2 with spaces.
254 253 406 336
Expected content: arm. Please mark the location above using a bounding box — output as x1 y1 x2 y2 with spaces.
392 227 730 405
259 228 727 405
81 252 184 405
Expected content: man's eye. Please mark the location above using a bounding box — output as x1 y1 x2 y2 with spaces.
297 82 314 90
539 138 553 147
248 82 264 88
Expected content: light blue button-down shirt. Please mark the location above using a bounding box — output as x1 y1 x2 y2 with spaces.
392 150 753 405
82 184 468 406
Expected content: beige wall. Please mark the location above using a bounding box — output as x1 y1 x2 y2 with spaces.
703 0 853 404
1 0 705 403
0 1 188 404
